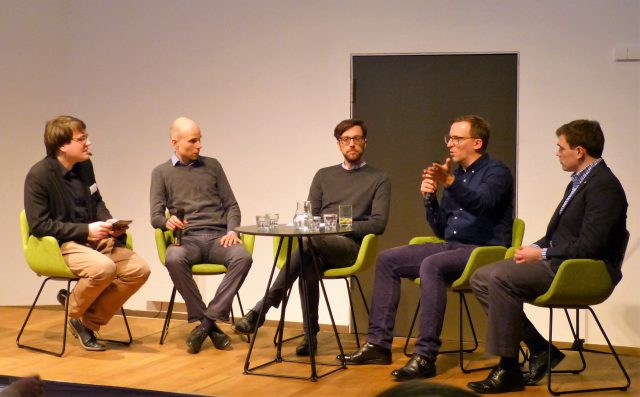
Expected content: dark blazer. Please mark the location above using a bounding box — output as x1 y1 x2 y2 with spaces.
24 156 112 244
533 160 627 284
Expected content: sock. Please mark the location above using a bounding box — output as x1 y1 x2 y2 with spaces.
524 336 549 355
200 317 215 334
499 356 519 371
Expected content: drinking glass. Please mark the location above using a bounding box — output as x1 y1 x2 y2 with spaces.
339 204 353 229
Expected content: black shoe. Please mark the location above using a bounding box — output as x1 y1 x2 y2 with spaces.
467 366 526 394
186 325 209 354
526 346 566 385
295 333 318 356
209 323 232 350
231 310 265 335
68 318 106 351
391 354 436 381
340 342 392 365
56 289 68 307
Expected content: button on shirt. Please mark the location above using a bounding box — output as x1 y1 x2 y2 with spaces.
426 154 514 247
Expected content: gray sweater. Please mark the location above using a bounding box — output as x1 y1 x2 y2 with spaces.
308 164 391 241
150 156 241 233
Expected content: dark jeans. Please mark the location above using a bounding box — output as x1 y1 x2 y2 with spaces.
164 230 252 323
470 259 555 358
367 241 477 361
253 235 359 333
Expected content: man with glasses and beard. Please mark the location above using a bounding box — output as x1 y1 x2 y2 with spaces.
232 119 391 357
342 115 514 381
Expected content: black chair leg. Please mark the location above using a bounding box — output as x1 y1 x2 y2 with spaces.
546 307 631 395
403 300 420 357
17 278 74 357
159 287 177 344
343 278 361 348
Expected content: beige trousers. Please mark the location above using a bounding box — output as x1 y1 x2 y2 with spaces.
60 238 150 331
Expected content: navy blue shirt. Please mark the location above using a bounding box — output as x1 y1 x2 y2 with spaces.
426 153 514 247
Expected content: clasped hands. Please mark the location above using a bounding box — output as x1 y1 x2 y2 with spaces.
165 215 241 247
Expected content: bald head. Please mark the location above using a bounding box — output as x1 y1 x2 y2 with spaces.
170 117 200 140
170 117 202 164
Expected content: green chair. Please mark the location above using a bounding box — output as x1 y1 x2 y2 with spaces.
272 234 378 348
528 230 631 395
16 210 133 357
155 227 255 344
403 218 525 373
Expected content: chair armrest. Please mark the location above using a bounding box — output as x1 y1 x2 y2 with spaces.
409 236 445 245
25 235 76 278
451 246 507 290
154 228 173 265
324 234 378 277
532 259 614 307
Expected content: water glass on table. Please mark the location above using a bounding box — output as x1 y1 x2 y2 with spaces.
266 213 279 229
256 215 268 230
323 213 338 231
339 204 353 229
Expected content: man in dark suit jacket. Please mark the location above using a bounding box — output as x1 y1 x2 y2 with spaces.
24 115 150 351
467 119 627 394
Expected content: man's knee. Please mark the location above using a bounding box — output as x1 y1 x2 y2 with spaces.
87 258 117 282
229 248 252 273
165 246 190 270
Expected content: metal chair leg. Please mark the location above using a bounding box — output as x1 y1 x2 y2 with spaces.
343 278 361 348
17 278 74 357
546 307 630 395
159 287 177 344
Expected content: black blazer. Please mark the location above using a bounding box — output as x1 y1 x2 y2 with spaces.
533 161 627 285
24 156 112 244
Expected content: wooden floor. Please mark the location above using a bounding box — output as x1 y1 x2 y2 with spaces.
1 306 637 396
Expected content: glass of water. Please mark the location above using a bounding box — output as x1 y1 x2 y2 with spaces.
323 213 338 231
266 213 279 229
339 204 353 229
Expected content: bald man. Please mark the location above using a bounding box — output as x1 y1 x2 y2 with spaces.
150 117 252 354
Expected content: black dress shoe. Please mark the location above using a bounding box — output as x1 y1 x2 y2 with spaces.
209 323 232 350
231 310 265 335
186 325 209 354
68 318 106 351
468 366 526 394
56 289 68 307
527 346 566 385
341 342 392 365
391 354 436 381
295 333 317 356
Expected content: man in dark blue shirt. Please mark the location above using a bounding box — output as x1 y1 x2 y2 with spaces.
343 115 514 381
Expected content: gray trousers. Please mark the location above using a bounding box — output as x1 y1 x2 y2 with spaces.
470 259 555 358
254 235 359 333
367 242 477 361
164 230 252 323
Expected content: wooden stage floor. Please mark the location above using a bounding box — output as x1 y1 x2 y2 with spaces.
1 306 637 396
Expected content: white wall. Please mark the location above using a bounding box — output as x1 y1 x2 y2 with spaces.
2 0 638 348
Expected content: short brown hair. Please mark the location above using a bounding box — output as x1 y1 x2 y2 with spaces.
334 119 367 140
453 115 491 152
556 119 604 158
44 115 86 156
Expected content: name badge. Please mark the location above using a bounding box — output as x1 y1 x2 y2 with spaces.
90 183 98 195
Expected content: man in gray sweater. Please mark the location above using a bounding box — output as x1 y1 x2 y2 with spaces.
233 119 391 356
150 117 252 354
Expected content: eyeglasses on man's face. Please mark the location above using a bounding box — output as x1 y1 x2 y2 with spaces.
72 134 89 144
443 135 474 146
338 135 365 145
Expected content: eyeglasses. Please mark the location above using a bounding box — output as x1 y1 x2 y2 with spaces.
444 135 474 146
338 136 365 145
72 134 89 143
